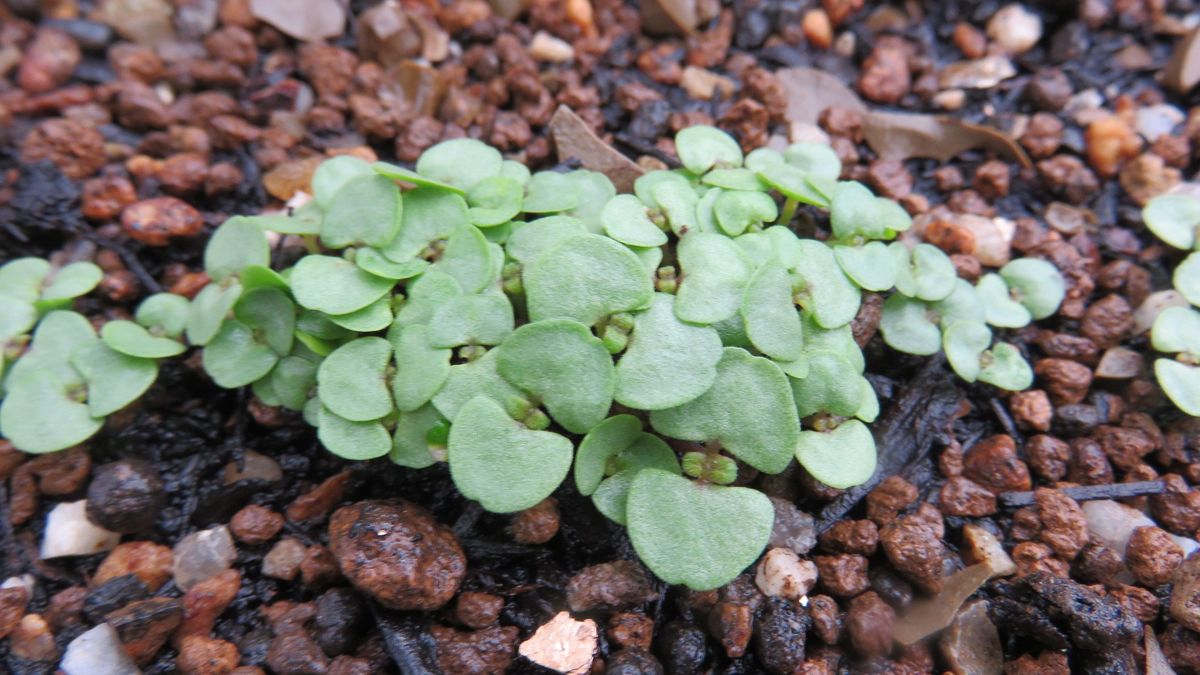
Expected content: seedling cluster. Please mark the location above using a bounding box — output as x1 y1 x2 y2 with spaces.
1142 192 1200 415
0 126 1065 590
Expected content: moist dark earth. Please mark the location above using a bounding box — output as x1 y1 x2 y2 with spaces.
2 0 1200 673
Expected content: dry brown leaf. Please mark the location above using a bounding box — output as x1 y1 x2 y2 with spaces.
1164 25 1200 93
894 563 992 645
862 111 1032 168
775 67 868 126
550 105 644 193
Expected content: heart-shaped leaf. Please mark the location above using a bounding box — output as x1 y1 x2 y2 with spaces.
741 262 804 361
745 147 784 171
675 232 756 324
205 217 270 281
784 142 841 182
701 168 764 191
134 293 190 338
313 155 374 208
574 415 643 495
327 297 393 332
506 216 588 265
70 341 157 417
602 194 668 247
245 206 322 236
757 162 828 207
390 404 447 469
322 174 403 249
496 319 615 434
317 337 393 422
372 160 465 194
291 255 393 315
467 175 524 227
1144 193 1200 249
381 187 470 263
39 262 102 302
1156 358 1200 415
652 179 700 235
501 160 531 185
978 342 1034 391
416 138 502 192
235 288 295 355
355 248 428 280
634 171 690 207
676 126 744 174
590 433 680 525
931 279 986 327
800 313 865 372
714 190 777 237
428 293 515 348
976 273 1031 328
432 225 493 293
615 294 723 410
650 347 799 474
6 311 96 388
830 181 881 240
203 320 278 388
791 350 864 418
389 324 451 412
833 242 897 292
943 320 993 383
855 379 880 423
317 405 391 460
186 280 242 346
791 240 860 329
270 355 318 410
626 469 773 590
297 310 352 341
393 269 464 326
524 234 653 325
1174 252 1200 307
0 258 50 302
432 348 524 421
892 243 956 302
794 419 876 489
564 170 616 233
523 171 579 214
629 245 663 278
241 265 289 292
0 370 102 454
999 258 1065 320
0 297 35 343
100 320 186 358
448 395 573 512
1152 306 1200 358
694 185 721 234
880 293 940 355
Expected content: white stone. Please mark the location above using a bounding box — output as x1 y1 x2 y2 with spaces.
986 4 1042 55
938 56 1017 90
529 31 574 63
1 574 35 594
249 0 345 42
1136 104 1185 143
262 538 307 581
962 524 1016 578
61 623 141 675
1096 347 1143 379
680 66 735 100
518 611 597 675
755 548 818 600
40 501 121 559
172 525 237 591
1082 499 1198 558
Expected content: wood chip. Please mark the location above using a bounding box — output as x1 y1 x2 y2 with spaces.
518 611 597 675
862 111 1032 168
895 563 992 645
1164 25 1200 94
775 67 868 126
999 480 1166 508
550 105 644 193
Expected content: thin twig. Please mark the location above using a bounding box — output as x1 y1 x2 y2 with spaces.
998 480 1167 508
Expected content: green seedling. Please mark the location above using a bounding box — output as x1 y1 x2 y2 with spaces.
0 126 1071 593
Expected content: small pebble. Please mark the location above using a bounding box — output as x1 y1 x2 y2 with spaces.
41 500 121 559
528 31 574 62
121 196 204 246
61 623 138 675
510 498 560 545
939 599 1003 675
986 4 1042 55
566 561 655 613
172 525 237 591
519 611 598 675
105 597 182 665
754 548 818 601
86 459 165 534
95 541 174 591
263 538 308 581
229 504 285 545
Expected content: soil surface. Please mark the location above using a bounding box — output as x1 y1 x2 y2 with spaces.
2 0 1200 673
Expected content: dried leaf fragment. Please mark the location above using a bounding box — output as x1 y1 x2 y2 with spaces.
550 106 644 193
862 112 1031 168
894 563 991 645
518 611 598 675
775 67 868 126
1164 25 1200 94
